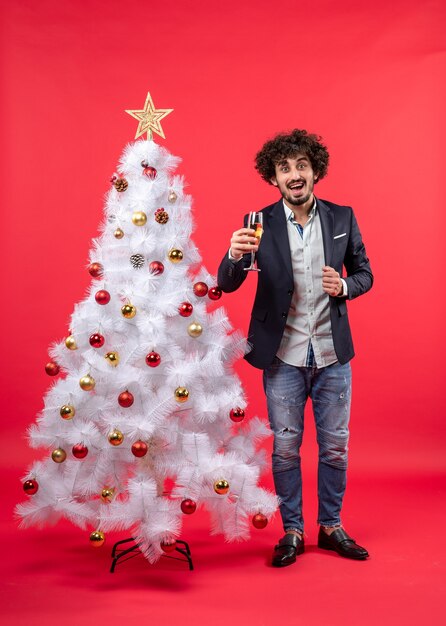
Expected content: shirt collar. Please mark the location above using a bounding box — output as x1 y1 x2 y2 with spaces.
283 198 317 221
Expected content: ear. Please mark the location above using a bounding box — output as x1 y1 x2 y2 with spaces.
314 172 319 183
270 176 278 186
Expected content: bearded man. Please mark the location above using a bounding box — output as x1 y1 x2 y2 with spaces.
217 129 373 567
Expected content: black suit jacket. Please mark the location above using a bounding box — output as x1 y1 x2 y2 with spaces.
217 197 373 370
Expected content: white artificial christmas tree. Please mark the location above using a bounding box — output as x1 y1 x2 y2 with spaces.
16 93 277 564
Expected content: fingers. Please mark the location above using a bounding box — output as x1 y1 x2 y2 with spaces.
323 284 341 296
322 266 341 296
236 228 257 236
230 228 258 258
322 281 340 296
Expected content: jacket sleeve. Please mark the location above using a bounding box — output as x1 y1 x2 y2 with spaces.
217 213 253 293
217 252 251 293
343 210 374 300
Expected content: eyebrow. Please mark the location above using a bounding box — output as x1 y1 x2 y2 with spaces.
277 156 309 166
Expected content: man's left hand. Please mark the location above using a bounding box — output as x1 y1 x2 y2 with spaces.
322 266 343 297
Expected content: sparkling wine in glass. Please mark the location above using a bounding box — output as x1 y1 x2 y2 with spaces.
244 212 263 271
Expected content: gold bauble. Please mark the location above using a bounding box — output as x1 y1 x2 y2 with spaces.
214 479 230 495
100 486 115 503
168 248 183 264
89 530 105 547
168 190 177 203
187 321 203 338
60 404 75 420
121 303 137 319
108 429 124 446
65 335 77 350
132 211 147 226
51 448 67 463
104 351 120 366
80 374 95 391
114 227 124 239
174 387 189 403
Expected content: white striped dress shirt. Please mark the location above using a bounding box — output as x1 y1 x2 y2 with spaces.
276 200 338 368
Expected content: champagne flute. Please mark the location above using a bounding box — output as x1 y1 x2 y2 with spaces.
244 212 263 272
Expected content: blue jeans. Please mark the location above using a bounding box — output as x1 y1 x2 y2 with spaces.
263 358 352 533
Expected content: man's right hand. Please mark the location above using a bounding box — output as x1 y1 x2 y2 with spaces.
230 228 258 261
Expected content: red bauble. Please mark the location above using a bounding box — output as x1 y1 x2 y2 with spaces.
145 351 161 367
143 166 157 179
230 408 245 422
131 441 148 457
45 361 60 376
23 479 39 495
88 262 103 278
161 540 177 553
72 443 89 459
95 290 111 305
252 513 268 529
149 261 164 275
193 282 208 297
89 333 105 348
181 499 197 515
178 302 193 317
208 286 222 301
118 390 134 408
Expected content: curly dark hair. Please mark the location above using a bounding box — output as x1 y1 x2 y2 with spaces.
255 129 330 185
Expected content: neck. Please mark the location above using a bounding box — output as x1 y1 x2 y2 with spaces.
284 195 315 221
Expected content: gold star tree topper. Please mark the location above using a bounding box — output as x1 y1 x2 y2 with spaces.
125 92 173 140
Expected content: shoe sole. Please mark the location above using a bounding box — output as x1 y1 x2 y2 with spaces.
318 541 369 560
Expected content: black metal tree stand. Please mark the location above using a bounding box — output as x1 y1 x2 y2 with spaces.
110 537 194 573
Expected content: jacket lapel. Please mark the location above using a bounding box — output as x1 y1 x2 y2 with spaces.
267 199 293 281
317 198 334 266
267 197 334 277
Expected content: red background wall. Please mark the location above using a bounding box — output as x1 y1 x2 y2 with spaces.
1 2 446 624
1 0 445 485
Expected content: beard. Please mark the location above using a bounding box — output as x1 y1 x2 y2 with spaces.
284 188 313 206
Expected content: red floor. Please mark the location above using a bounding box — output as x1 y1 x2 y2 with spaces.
2 468 445 626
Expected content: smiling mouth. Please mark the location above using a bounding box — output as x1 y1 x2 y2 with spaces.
288 181 305 192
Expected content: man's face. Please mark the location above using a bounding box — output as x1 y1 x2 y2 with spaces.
270 153 317 208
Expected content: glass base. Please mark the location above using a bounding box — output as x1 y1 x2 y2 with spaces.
244 267 261 272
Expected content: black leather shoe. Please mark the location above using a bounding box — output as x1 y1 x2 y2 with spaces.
318 527 369 560
272 533 305 567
